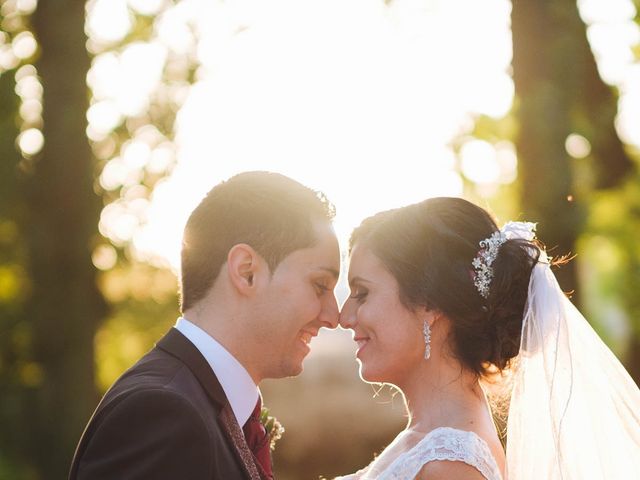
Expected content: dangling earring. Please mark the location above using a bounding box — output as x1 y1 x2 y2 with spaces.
423 320 431 360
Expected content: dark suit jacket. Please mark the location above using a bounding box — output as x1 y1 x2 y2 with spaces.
69 328 266 480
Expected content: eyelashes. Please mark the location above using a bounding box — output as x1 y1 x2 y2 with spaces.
349 289 368 301
314 282 330 295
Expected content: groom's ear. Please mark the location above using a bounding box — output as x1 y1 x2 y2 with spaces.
227 243 263 295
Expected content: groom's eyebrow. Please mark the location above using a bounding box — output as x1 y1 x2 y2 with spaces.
318 267 340 279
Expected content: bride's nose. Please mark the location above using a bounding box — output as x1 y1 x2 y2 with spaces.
338 299 356 329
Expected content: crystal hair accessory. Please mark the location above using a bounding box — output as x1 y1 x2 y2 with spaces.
471 221 537 298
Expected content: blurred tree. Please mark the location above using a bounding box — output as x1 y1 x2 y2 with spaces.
1 0 188 476
24 0 107 478
582 183 640 385
511 0 635 300
1 2 55 478
0 22 34 480
511 0 640 382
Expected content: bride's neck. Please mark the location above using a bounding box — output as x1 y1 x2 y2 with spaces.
398 358 486 432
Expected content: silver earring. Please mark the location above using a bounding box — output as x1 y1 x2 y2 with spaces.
423 320 431 360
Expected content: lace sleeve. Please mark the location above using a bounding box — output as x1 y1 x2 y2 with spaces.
376 427 502 480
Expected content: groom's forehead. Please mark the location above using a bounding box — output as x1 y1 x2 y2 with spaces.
282 233 341 275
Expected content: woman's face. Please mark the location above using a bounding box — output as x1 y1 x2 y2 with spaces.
339 244 426 384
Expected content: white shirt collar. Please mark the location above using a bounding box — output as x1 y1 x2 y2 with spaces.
174 317 259 427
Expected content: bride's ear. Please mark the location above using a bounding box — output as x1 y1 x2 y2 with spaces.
418 306 440 328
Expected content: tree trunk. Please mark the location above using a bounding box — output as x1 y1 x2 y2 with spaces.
29 1 106 477
511 0 638 380
511 0 583 299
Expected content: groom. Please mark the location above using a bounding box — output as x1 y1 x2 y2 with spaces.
69 172 341 479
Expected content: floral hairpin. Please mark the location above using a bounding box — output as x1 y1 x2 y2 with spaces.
472 221 536 298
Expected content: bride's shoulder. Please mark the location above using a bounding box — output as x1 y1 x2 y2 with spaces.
409 427 503 480
414 459 488 480
417 426 500 456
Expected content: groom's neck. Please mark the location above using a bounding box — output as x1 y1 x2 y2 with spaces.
183 300 263 385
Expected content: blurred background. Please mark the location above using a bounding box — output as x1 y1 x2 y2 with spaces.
1 0 640 478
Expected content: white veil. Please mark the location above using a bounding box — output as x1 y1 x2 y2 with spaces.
506 251 640 479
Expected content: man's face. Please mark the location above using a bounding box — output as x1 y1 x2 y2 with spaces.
255 221 340 379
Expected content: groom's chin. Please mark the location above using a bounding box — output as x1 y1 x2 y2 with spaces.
268 358 305 379
286 361 304 378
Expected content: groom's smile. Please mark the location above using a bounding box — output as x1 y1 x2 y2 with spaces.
299 329 318 348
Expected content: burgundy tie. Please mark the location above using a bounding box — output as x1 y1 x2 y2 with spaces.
242 398 274 479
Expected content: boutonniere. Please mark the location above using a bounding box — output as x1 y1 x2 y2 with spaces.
260 406 285 451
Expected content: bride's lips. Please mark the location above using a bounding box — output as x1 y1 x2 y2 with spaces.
354 336 370 356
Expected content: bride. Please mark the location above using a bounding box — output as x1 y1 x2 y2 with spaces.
335 197 640 480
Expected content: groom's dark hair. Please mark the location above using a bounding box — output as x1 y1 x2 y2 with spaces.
180 171 335 311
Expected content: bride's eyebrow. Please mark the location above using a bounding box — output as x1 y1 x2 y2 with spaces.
348 276 372 288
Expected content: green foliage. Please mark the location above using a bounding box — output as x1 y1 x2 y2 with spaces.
0 2 39 474
0 452 36 480
95 263 178 391
582 176 640 347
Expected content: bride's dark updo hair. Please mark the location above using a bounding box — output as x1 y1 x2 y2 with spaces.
350 197 540 377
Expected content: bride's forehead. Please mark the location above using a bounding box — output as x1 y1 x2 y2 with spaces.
348 246 387 275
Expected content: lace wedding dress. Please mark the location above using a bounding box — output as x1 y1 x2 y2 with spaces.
336 427 503 480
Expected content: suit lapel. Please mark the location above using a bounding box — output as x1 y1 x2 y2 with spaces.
157 328 264 480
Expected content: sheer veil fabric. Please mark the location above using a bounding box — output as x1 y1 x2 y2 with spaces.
506 252 640 479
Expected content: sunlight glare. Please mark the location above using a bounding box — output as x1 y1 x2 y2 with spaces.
19 98 41 123
99 202 140 245
86 42 167 128
87 100 122 136
578 0 636 24
92 244 118 271
11 31 37 59
147 142 175 174
16 0 37 15
156 2 197 55
128 0 515 268
460 140 500 185
121 140 152 171
18 127 43 155
117 42 167 116
100 157 128 191
128 0 164 17
494 141 518 184
616 90 640 148
90 0 640 269
15 73 42 100
586 22 640 84
86 0 132 45
565 133 592 159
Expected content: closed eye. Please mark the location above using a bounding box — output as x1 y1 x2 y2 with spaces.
349 288 368 301
314 282 330 295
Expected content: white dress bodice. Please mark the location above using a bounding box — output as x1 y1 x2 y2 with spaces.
337 427 503 480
